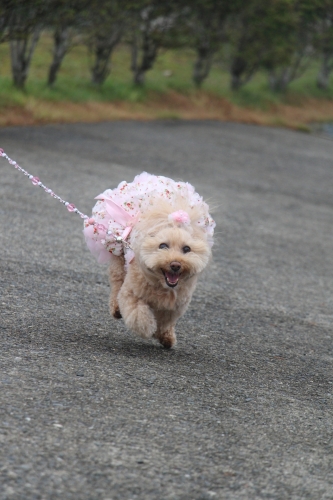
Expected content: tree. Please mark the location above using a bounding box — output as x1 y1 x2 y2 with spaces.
227 0 271 90
84 0 126 86
0 0 12 43
7 0 47 89
263 0 318 92
314 0 333 89
181 0 230 88
47 0 88 87
129 0 177 86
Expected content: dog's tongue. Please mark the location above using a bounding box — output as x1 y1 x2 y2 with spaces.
166 271 179 284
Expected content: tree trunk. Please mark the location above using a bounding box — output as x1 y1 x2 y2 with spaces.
130 29 139 82
133 68 145 86
230 56 247 90
89 28 122 86
48 27 71 87
268 69 291 92
91 43 113 85
192 46 212 88
317 53 332 90
10 28 40 89
269 46 311 92
131 31 158 86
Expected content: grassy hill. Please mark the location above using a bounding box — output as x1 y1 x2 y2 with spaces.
2 33 333 129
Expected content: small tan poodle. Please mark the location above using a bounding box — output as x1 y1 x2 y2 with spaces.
84 172 215 348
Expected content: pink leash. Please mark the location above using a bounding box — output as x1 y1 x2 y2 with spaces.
0 148 133 248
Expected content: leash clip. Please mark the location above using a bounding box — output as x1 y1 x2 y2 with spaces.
114 234 132 250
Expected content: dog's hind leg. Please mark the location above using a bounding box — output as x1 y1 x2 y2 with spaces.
109 254 126 319
117 285 157 339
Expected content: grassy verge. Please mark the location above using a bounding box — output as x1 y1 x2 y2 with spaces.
1 33 333 129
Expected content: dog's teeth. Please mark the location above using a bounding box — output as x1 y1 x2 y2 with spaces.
165 271 179 284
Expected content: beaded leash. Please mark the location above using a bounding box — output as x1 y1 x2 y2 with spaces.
0 148 131 248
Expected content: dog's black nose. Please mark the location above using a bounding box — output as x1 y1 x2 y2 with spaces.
170 261 181 273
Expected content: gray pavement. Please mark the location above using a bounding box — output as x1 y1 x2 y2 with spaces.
0 121 332 499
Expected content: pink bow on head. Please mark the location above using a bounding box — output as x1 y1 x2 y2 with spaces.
168 210 190 225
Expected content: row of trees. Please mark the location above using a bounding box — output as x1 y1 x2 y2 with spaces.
2 0 333 92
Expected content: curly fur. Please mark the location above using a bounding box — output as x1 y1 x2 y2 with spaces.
109 195 212 348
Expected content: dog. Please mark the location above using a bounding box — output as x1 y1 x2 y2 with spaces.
84 172 215 348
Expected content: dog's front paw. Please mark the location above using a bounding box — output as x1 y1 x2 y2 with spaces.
123 302 157 339
154 328 177 349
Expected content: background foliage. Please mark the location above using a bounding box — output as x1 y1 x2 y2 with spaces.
1 0 333 128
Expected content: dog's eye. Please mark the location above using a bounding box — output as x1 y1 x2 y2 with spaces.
159 243 169 250
183 246 191 253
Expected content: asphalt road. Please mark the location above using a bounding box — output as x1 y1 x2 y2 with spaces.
0 121 333 500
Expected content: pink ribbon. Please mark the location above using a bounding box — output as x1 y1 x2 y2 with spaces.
95 194 140 240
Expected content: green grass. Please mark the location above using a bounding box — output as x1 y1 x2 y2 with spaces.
0 35 203 104
1 32 333 119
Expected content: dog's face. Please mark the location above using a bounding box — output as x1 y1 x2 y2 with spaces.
138 226 211 289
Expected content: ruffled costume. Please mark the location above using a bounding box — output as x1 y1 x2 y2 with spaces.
83 172 215 266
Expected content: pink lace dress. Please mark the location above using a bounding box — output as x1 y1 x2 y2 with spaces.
83 172 215 265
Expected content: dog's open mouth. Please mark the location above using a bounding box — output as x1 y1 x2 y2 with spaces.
162 270 181 288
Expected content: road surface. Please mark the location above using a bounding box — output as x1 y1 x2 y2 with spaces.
0 121 332 499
